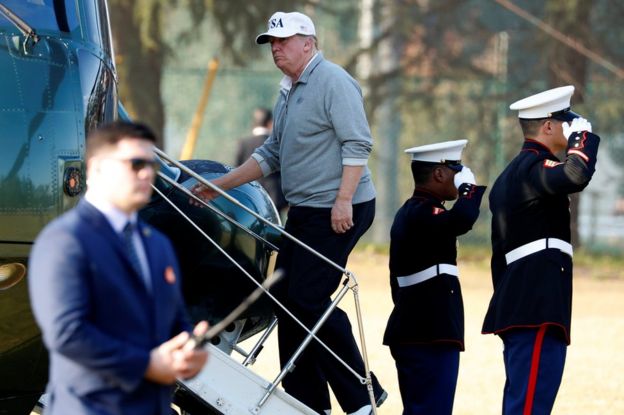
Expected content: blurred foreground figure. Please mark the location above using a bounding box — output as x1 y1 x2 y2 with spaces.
192 10 385 415
384 140 485 415
29 122 208 415
482 86 600 414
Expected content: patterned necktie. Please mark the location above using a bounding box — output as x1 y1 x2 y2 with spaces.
122 222 150 291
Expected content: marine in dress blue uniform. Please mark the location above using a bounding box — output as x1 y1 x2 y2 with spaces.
383 140 486 415
482 86 600 415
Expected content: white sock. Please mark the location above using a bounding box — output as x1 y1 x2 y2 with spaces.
348 404 372 415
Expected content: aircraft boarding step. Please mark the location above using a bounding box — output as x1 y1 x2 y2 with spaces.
179 344 317 414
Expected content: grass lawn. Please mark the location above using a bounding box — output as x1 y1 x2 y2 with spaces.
239 246 624 414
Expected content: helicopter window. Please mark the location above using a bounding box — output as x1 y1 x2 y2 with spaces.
78 50 117 135
0 0 78 33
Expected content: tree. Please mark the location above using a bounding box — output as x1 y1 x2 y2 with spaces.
108 0 307 147
544 0 592 247
109 0 167 148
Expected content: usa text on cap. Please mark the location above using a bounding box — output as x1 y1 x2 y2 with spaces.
256 12 316 45
509 85 580 122
405 139 468 171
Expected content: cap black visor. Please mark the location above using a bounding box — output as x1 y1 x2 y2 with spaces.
549 108 581 122
412 160 463 172
445 162 464 172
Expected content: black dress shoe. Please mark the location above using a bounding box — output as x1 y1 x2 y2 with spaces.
369 371 387 407
375 389 388 407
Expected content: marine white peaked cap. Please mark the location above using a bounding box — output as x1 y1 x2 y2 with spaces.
256 11 316 44
509 85 579 121
405 139 468 171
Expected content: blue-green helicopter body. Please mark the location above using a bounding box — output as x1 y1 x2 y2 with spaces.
0 2 278 413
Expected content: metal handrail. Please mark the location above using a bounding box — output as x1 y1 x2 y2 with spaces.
153 149 378 414
157 172 279 252
150 177 362 379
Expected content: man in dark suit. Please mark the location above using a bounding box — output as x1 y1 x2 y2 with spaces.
383 140 486 415
482 86 600 414
28 122 208 415
235 107 288 215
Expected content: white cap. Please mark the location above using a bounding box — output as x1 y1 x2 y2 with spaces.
405 139 467 171
509 85 579 121
256 12 316 45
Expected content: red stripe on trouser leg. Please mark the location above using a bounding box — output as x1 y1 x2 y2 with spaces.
523 325 547 415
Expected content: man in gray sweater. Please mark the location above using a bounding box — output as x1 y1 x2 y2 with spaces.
192 11 383 415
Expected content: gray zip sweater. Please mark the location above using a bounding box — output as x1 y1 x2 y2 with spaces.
252 52 376 208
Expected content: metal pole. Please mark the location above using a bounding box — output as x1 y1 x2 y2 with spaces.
180 57 220 160
153 149 377 412
155 147 348 274
350 272 378 414
157 172 279 251
254 282 354 411
150 179 363 377
242 317 278 366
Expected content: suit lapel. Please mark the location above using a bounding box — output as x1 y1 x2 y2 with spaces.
78 200 152 296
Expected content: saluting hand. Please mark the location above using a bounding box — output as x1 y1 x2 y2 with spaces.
331 198 354 234
453 166 476 189
562 117 592 139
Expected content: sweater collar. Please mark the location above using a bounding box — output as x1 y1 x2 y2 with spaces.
279 51 322 91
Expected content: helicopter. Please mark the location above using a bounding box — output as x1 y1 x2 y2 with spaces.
0 1 280 413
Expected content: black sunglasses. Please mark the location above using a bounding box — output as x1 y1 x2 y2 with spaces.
106 157 161 172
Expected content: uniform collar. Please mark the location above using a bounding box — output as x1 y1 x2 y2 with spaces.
411 187 445 205
522 139 555 155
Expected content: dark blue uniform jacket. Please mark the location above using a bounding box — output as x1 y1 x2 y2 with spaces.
383 183 486 350
482 131 600 344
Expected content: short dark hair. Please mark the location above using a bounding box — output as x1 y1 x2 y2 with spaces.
86 121 157 160
410 162 437 186
519 118 549 138
252 108 272 128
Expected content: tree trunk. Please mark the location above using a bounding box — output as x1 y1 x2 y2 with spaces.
109 2 165 149
545 1 592 247
359 0 403 243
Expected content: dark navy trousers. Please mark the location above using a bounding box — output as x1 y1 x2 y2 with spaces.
390 343 460 415
272 199 379 414
501 326 567 415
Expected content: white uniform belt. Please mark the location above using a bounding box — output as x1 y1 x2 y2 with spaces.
505 238 573 265
396 264 458 288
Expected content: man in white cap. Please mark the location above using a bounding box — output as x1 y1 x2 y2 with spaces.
482 86 600 414
192 11 384 415
383 140 486 415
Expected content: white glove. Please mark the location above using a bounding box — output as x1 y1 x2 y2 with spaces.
562 117 592 139
454 166 476 189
